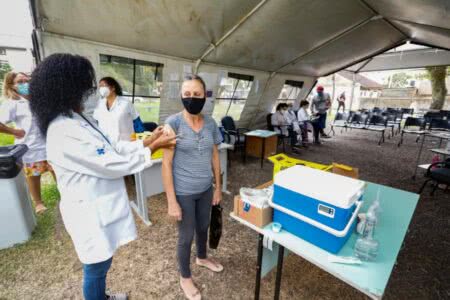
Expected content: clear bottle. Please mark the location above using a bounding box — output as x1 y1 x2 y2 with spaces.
354 202 379 261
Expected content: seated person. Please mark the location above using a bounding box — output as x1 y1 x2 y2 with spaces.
285 103 301 134
298 100 320 145
272 103 298 148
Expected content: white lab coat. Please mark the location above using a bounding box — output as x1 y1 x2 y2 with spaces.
93 96 140 143
46 112 152 264
271 111 289 136
0 98 47 163
285 110 300 133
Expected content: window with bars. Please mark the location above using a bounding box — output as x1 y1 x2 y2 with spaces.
99 54 163 123
212 72 254 122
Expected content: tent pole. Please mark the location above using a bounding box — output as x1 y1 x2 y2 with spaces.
349 73 356 112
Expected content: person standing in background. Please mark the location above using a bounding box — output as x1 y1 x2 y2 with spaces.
93 77 145 143
311 85 331 139
337 91 346 113
0 72 55 214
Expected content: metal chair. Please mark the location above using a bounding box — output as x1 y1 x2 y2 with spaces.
419 158 450 195
329 112 349 135
398 117 425 147
221 116 249 151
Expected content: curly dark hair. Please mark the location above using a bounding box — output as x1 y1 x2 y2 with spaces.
29 53 97 136
99 76 123 96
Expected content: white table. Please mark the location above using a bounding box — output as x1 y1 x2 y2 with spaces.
131 143 233 225
430 148 450 157
231 182 419 300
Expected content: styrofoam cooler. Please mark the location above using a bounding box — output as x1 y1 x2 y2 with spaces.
270 166 365 253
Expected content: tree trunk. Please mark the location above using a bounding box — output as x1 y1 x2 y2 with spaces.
427 66 447 110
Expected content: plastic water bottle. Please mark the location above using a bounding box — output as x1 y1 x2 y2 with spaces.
354 192 380 261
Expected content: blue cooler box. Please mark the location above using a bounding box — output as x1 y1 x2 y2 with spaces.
270 166 365 253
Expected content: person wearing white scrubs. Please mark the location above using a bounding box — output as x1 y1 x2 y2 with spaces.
0 71 55 214
28 54 176 300
93 77 145 143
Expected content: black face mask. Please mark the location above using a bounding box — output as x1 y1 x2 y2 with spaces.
182 97 206 115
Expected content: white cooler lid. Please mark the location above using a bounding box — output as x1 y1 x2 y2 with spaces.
274 165 365 208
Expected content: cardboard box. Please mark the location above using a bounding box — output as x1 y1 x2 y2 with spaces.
233 181 273 228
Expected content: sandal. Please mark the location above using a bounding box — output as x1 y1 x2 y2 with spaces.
35 204 48 214
180 279 201 300
196 258 224 273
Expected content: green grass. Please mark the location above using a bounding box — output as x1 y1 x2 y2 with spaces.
134 101 160 123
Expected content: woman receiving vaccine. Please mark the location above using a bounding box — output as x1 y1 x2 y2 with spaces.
162 75 223 300
93 77 145 143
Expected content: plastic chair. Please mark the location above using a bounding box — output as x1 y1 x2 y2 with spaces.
419 158 450 195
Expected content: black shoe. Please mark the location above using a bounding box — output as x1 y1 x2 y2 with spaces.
321 134 331 139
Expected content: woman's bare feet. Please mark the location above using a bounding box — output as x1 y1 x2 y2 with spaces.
180 277 201 300
196 257 223 273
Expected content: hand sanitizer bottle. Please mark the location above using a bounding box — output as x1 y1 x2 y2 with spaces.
354 191 380 261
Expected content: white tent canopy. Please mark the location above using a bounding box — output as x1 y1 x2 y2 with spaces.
30 0 450 126
32 0 450 76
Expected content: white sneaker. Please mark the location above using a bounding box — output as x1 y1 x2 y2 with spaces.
107 293 128 300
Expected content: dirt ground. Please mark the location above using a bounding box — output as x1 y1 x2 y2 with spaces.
1 129 449 299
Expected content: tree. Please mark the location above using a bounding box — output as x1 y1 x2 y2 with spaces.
390 72 411 88
0 62 12 96
427 66 448 110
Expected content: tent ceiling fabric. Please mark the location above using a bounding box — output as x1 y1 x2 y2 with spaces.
202 0 374 72
347 48 450 73
35 0 450 77
279 19 404 76
37 0 262 60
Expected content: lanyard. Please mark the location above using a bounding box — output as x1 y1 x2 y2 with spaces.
77 113 112 147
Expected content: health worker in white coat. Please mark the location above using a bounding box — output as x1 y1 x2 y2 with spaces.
29 54 176 300
93 77 145 143
0 71 55 214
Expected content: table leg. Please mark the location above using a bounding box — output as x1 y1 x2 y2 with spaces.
413 134 426 180
255 234 264 300
273 245 285 300
243 136 247 164
261 137 265 169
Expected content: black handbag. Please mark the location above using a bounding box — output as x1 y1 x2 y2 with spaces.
209 204 223 249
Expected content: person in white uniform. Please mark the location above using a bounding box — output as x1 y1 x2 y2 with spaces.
93 77 144 143
28 54 176 300
0 71 55 213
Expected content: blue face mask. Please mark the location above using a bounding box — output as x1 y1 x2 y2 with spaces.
17 83 29 96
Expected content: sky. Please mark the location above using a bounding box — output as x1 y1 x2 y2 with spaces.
0 0 33 47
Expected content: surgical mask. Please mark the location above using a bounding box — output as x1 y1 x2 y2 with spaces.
17 83 29 96
182 97 206 115
99 86 110 98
